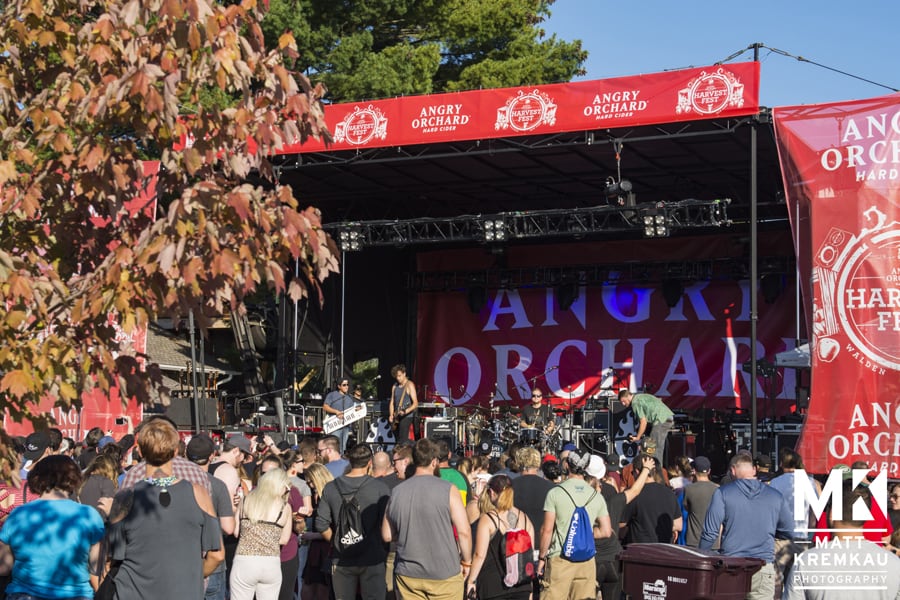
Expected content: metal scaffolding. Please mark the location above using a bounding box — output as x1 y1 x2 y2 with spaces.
326 197 732 251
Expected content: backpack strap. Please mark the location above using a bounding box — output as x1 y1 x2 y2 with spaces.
553 485 597 546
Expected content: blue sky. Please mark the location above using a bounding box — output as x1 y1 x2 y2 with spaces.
544 1 900 108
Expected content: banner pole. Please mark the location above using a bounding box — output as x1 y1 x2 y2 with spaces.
749 46 761 458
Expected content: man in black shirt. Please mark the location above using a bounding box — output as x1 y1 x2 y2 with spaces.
520 388 554 432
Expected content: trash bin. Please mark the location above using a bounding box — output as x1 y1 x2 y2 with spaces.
619 543 764 600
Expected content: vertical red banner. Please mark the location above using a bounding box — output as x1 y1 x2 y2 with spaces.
774 94 900 474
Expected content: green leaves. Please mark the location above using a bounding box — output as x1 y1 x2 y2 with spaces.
274 0 586 102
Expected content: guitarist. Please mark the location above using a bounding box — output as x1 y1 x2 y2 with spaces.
323 378 358 452
389 364 419 443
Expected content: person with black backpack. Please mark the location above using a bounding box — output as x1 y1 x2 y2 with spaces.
316 444 391 600
536 451 611 600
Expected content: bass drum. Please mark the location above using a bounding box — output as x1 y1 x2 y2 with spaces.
365 417 396 449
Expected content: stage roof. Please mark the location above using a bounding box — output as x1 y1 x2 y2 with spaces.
277 113 787 232
269 62 789 238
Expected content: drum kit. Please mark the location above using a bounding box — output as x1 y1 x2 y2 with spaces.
459 402 567 456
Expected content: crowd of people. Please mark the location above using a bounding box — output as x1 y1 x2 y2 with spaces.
2 415 900 600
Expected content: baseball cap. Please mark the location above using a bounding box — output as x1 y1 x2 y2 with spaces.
542 453 557 464
98 435 116 449
186 434 216 462
227 435 253 455
693 455 711 473
23 431 50 462
754 453 772 469
833 463 852 481
561 442 577 453
605 454 622 472
586 454 607 479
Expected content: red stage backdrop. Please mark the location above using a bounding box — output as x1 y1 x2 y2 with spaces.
774 94 900 474
269 62 759 154
415 277 796 416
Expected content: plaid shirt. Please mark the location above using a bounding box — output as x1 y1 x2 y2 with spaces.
120 455 212 493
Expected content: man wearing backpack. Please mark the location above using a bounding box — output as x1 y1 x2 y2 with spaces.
537 451 611 600
317 444 391 600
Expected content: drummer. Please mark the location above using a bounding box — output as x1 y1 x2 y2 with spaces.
520 388 555 433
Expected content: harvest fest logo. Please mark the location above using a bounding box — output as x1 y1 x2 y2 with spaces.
495 89 558 133
775 99 900 474
676 67 745 116
333 105 388 146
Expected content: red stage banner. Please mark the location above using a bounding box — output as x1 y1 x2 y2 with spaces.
774 94 900 474
274 62 759 154
415 280 795 416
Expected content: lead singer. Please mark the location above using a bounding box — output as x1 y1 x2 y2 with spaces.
323 378 356 452
389 364 419 443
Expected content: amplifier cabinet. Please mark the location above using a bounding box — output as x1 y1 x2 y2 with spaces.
578 410 611 431
424 418 457 448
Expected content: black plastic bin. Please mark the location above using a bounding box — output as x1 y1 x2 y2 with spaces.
619 543 764 600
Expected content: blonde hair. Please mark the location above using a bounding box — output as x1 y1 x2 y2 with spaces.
81 454 120 494
304 462 334 498
487 474 514 512
242 468 289 522
456 457 472 480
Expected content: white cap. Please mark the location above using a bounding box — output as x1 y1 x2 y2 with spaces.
586 454 607 480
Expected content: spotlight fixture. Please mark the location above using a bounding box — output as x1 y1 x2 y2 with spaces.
338 226 364 251
480 218 507 242
605 178 633 206
641 210 669 238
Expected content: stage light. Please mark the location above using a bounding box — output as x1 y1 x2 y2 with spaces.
641 209 669 237
480 218 507 242
605 179 634 207
605 179 633 198
338 226 364 251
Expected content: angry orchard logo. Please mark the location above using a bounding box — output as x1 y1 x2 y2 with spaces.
495 89 558 133
676 68 745 116
333 105 388 146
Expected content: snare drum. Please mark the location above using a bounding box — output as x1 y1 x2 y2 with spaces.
519 428 541 445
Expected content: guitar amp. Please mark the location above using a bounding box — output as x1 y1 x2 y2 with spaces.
424 418 457 448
